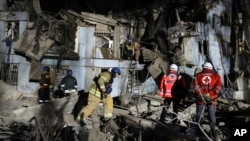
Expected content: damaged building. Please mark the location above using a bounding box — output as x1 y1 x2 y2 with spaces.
0 0 250 140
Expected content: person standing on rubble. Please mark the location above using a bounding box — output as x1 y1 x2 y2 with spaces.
123 40 141 62
76 67 121 125
193 62 222 140
38 66 53 104
159 64 187 123
60 69 78 97
133 41 141 64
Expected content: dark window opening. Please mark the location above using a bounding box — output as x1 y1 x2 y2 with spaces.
203 40 208 55
221 12 231 26
0 63 18 85
198 40 208 55
6 0 15 8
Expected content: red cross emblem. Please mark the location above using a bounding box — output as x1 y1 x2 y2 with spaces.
169 74 177 80
202 76 211 84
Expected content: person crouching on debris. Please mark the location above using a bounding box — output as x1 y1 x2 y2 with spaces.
193 62 222 140
159 64 187 123
76 67 121 125
60 69 78 97
53 85 64 99
38 66 53 104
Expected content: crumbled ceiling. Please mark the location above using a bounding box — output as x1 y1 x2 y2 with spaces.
39 0 203 20
39 0 156 14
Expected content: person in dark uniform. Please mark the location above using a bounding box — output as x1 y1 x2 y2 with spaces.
60 69 78 97
53 85 64 99
38 66 53 104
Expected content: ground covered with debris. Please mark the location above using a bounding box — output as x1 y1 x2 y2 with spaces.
1 80 250 141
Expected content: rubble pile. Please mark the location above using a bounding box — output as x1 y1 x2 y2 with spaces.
0 80 250 141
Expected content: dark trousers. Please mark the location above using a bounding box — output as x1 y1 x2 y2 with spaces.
196 104 217 140
38 87 50 103
160 98 181 122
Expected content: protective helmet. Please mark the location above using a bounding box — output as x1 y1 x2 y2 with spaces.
111 67 121 75
203 62 213 70
67 69 73 75
43 66 50 72
170 64 178 71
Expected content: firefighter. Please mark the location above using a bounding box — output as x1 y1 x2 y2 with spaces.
76 67 121 125
193 62 222 140
38 66 53 104
159 64 187 122
60 69 78 97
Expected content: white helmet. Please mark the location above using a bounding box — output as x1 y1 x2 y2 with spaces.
203 62 213 70
170 64 178 71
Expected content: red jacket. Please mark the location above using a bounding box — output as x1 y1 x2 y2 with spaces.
159 71 186 98
194 68 222 104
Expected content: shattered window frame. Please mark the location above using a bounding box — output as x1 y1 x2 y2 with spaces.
94 33 114 59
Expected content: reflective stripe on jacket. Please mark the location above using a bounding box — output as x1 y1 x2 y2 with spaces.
40 73 52 89
89 71 111 98
194 69 222 104
60 75 77 90
159 71 179 98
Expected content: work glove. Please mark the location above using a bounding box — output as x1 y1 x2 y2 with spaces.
203 93 212 102
105 85 112 94
210 99 217 105
196 93 217 104
105 84 112 94
195 94 208 102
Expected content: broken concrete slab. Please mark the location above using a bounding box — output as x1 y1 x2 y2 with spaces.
13 29 37 54
0 80 22 101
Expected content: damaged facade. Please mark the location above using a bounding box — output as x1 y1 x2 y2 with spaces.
1 0 250 140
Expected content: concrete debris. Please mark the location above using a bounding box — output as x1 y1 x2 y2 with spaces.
0 80 21 101
1 79 250 141
2 0 250 140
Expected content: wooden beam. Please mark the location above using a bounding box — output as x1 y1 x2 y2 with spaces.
66 10 117 26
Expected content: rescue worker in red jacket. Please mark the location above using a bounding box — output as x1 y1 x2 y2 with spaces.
76 67 121 125
38 66 53 104
159 64 187 122
193 62 222 140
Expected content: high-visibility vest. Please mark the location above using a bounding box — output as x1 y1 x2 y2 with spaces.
194 70 222 100
159 72 179 98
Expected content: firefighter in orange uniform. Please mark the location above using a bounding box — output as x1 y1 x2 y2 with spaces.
193 62 222 140
77 67 121 125
38 66 53 104
159 64 187 122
